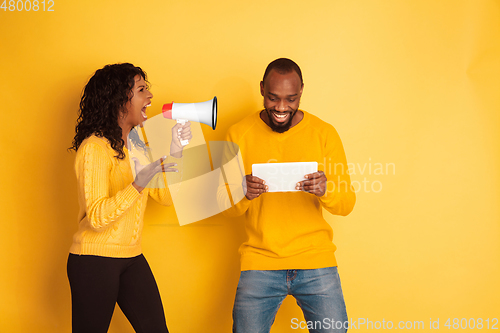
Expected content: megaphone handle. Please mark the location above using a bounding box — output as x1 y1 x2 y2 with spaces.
176 119 189 146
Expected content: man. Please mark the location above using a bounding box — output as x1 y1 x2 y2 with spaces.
221 58 356 333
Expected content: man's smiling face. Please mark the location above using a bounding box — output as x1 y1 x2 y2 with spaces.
260 69 304 133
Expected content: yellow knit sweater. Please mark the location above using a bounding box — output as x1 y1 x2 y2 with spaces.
69 135 181 258
222 110 356 271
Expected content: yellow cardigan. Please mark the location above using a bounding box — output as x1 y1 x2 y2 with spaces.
69 135 180 258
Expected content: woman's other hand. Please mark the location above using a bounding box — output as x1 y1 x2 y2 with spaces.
132 156 177 192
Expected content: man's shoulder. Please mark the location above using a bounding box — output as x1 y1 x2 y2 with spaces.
303 110 337 134
226 111 262 141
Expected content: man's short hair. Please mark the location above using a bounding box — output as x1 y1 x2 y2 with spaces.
262 58 303 85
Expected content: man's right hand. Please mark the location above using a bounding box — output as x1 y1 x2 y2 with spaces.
243 174 268 200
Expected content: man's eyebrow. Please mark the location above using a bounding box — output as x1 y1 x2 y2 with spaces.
268 92 298 97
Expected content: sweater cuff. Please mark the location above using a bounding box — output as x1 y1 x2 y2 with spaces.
124 182 143 200
235 195 252 212
318 189 333 206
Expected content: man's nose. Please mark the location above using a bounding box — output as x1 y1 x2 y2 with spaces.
276 100 287 112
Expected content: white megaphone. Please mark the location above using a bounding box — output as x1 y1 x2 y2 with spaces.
162 97 217 146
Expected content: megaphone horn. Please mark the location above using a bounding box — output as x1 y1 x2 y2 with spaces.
162 97 217 146
162 97 217 128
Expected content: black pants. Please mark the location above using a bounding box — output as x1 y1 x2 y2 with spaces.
67 253 169 333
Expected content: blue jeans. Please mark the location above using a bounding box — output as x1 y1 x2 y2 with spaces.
232 267 348 333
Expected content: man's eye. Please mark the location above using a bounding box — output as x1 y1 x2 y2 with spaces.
288 99 296 103
269 97 276 101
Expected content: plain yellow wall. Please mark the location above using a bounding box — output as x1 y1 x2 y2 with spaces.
1 1 499 332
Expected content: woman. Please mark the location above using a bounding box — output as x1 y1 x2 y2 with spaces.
67 63 191 332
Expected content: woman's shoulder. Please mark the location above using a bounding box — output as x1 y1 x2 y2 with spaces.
77 134 114 156
74 134 118 173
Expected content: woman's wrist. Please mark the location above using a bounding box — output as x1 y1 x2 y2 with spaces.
132 181 145 193
170 143 183 158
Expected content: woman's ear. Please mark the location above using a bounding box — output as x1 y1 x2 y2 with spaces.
118 105 128 121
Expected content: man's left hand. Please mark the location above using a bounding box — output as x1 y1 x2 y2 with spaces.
296 171 327 197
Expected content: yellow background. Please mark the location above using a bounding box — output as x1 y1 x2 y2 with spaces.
1 0 499 332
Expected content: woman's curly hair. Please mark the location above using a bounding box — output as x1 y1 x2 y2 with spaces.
69 63 149 159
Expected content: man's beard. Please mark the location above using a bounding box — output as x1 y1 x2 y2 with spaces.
265 107 298 133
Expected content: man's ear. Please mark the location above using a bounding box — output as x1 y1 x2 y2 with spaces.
260 81 265 97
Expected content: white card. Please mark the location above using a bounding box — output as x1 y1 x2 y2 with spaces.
252 162 318 192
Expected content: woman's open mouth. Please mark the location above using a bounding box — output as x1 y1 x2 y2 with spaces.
141 103 151 120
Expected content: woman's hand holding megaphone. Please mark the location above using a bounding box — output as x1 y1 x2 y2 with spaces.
132 156 178 193
170 121 192 158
